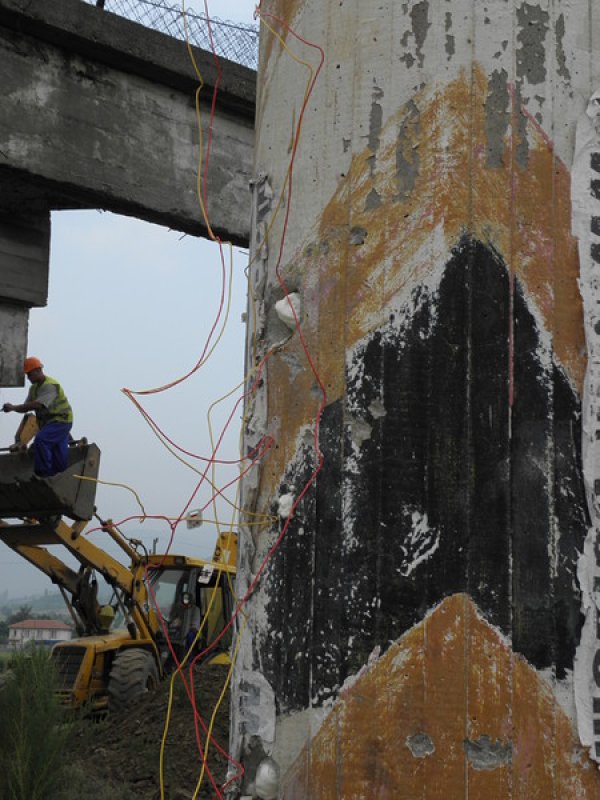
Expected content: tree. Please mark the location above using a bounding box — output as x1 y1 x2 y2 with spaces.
8 605 33 624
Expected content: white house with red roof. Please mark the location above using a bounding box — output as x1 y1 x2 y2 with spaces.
8 619 72 649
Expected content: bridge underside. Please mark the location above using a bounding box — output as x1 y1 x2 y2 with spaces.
0 0 255 385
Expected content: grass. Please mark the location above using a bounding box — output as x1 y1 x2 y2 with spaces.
0 651 13 672
0 648 76 800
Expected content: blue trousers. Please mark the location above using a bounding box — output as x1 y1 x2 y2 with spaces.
34 422 72 477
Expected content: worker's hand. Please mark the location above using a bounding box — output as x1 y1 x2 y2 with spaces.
8 443 22 453
2 403 14 413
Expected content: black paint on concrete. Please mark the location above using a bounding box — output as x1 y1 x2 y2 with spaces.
263 236 588 712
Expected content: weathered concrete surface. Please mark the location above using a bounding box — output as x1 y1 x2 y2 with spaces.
0 304 29 387
0 212 49 307
280 596 600 798
0 211 49 385
0 0 255 244
234 0 600 796
0 0 255 385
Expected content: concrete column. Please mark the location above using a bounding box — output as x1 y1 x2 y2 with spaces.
0 211 49 385
234 0 600 797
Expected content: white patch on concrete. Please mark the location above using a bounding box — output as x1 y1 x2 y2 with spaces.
275 292 302 330
539 667 578 724
398 508 441 577
368 399 386 419
237 669 276 744
572 89 600 764
271 705 332 782
277 493 295 519
349 415 373 445
391 646 411 673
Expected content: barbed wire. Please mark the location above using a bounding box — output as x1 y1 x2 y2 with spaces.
81 0 258 70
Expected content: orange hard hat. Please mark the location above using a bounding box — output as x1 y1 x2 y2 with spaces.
23 356 43 374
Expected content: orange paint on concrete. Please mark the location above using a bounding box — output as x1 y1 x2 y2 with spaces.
253 66 584 504
280 595 600 799
258 0 303 88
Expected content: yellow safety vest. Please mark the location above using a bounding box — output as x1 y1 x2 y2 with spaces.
28 377 73 425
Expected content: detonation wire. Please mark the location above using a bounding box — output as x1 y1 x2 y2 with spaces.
114 2 327 795
151 4 256 796
162 5 328 794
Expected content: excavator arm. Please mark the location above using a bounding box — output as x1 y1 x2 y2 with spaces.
0 440 238 711
0 441 158 641
8 539 81 595
0 516 156 640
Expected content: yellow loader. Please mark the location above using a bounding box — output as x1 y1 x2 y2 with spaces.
0 422 237 712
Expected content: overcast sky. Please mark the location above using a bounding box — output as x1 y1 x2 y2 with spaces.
0 0 256 599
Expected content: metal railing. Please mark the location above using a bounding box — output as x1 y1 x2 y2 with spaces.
82 0 259 70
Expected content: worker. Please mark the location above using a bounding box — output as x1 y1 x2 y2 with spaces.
2 357 73 477
185 625 199 655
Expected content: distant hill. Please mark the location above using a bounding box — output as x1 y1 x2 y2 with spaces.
1 585 112 616
1 590 67 617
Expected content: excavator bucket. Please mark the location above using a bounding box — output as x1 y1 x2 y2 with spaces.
0 444 100 521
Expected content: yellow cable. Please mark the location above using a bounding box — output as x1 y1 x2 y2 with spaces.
158 564 227 799
159 587 216 798
156 7 322 795
73 475 147 518
121 235 234 396
192 610 248 799
162 515 277 527
243 11 316 277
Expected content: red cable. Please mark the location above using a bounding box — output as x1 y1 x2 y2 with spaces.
111 7 328 795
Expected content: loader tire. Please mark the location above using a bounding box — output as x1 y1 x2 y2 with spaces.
107 649 159 712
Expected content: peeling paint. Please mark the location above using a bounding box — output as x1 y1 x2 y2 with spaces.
464 736 512 770
237 670 276 744
395 99 421 201
400 51 416 69
365 188 381 210
406 732 435 758
349 226 368 245
515 2 549 85
555 14 571 83
485 69 510 168
368 86 384 153
411 1 431 69
513 82 530 168
573 88 600 765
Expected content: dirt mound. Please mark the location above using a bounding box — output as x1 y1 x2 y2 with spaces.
72 664 235 799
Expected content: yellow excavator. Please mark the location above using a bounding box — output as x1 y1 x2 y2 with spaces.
0 416 237 712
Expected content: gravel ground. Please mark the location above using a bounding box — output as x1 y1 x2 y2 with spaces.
71 664 234 799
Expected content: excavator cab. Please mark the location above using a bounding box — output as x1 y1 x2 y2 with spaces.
146 552 236 670
49 549 237 711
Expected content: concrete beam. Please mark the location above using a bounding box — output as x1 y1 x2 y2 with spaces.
0 304 28 387
0 211 50 307
0 211 49 386
0 0 255 245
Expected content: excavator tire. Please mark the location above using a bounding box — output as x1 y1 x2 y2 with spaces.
107 649 159 712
